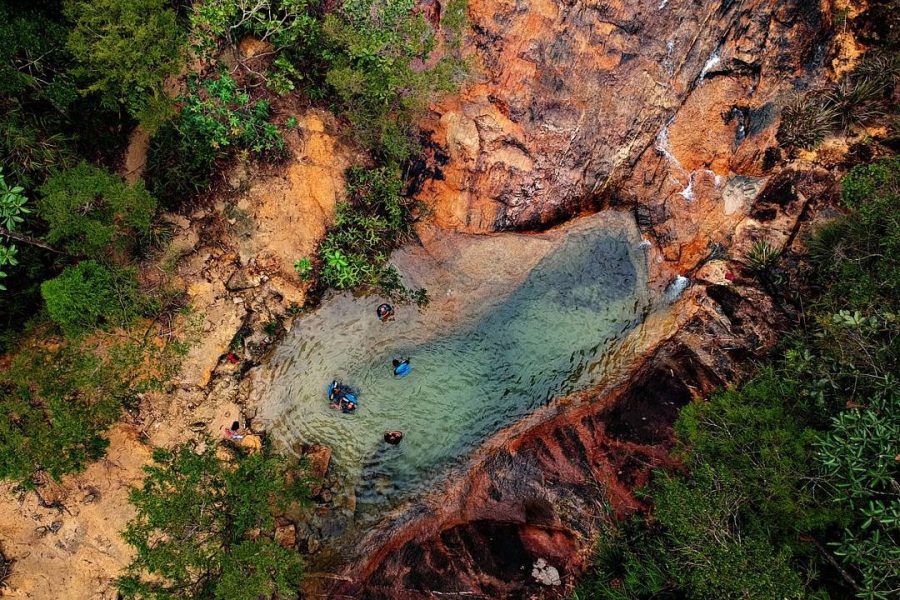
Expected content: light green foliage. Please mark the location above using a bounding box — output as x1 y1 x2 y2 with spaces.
146 73 285 208
192 0 318 55
38 163 156 260
118 443 307 600
64 0 184 123
40 261 148 337
318 165 427 302
180 74 285 158
191 0 320 97
0 168 30 290
293 257 313 280
819 393 899 598
0 331 187 484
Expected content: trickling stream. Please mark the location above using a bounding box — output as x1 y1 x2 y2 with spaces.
259 213 653 521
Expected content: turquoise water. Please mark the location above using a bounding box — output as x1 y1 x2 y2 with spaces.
262 222 649 512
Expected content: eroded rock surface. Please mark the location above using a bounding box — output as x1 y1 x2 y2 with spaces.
422 0 831 242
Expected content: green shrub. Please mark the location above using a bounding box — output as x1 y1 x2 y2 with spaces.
180 74 285 159
64 0 185 124
578 157 900 599
293 257 313 280
811 157 899 312
146 73 285 208
319 165 416 290
777 92 837 150
118 443 308 600
818 392 899 599
41 260 147 337
37 162 156 260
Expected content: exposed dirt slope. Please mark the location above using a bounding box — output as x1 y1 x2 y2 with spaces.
0 110 355 599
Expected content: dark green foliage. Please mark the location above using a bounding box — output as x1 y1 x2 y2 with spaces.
40 261 149 337
777 93 838 150
64 0 185 124
38 162 157 260
118 443 307 600
578 158 900 599
0 3 80 186
323 0 464 163
145 121 218 210
0 331 186 484
316 165 426 302
811 158 900 311
778 50 899 150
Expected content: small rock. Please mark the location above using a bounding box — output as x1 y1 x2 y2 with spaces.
233 297 244 304
274 523 297 548
532 558 561 586
302 445 332 496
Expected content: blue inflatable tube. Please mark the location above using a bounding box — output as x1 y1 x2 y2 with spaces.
393 362 411 377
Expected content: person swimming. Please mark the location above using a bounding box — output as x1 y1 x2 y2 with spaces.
340 395 358 413
328 381 359 413
376 303 395 321
384 431 403 445
392 358 411 377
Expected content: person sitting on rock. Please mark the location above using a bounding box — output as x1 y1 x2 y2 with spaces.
376 303 395 322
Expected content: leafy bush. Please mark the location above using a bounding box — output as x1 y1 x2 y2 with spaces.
811 157 899 312
318 165 424 296
146 73 285 208
64 0 185 124
323 0 464 163
0 168 30 290
778 53 898 150
118 443 307 600
41 261 148 337
191 0 319 56
777 92 838 150
818 392 899 598
38 162 156 260
180 74 285 158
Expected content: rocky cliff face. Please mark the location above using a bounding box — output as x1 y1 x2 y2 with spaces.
324 0 845 596
423 0 831 240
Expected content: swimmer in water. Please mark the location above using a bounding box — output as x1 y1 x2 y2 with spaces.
384 431 403 445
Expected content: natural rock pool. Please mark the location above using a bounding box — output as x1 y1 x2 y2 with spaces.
258 213 652 517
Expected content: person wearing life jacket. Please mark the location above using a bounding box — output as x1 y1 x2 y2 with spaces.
340 394 358 414
328 380 358 413
392 358 411 377
376 303 395 321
